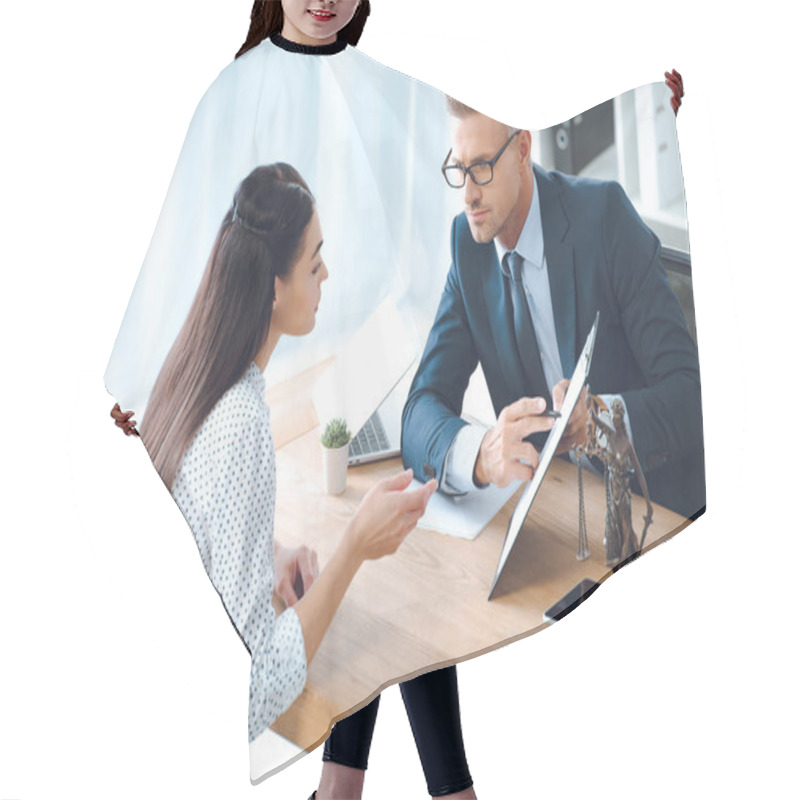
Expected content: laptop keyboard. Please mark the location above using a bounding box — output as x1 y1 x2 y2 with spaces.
349 413 390 458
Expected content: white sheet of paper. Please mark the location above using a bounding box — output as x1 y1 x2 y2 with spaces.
408 479 522 541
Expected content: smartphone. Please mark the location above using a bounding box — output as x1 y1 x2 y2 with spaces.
543 578 600 623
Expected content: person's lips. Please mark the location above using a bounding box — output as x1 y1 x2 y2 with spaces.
468 208 489 222
308 9 335 22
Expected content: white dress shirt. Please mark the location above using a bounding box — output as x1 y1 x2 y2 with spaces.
172 362 307 742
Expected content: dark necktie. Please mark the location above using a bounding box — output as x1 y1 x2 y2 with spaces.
502 250 548 404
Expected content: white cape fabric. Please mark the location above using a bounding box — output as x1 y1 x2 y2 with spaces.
106 39 457 411
105 36 703 783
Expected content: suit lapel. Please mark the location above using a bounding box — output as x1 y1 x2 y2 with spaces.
535 166 577 378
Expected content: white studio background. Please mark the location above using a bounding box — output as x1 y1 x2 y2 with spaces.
0 2 796 799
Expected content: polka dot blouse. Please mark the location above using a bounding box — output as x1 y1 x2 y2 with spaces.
172 362 307 742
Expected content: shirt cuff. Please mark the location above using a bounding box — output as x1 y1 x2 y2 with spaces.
248 605 308 742
441 423 490 495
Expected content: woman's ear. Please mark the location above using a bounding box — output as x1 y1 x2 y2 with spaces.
273 275 282 306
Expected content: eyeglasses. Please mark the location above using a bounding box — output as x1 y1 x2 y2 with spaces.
441 129 522 189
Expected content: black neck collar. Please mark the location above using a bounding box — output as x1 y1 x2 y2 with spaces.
270 33 347 56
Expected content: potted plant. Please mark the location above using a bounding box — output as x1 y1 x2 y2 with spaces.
320 418 352 495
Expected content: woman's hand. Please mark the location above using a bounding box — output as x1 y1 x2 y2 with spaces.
110 403 139 437
345 469 437 562
273 542 319 606
293 470 436 665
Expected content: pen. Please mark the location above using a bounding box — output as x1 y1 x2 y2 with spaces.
536 410 562 419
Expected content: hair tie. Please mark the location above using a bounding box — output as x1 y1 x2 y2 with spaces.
232 201 270 237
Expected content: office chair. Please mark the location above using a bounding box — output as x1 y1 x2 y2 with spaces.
661 245 697 344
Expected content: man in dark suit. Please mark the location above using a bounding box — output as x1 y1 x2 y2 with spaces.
401 101 704 518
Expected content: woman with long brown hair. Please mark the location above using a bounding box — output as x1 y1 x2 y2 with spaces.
111 4 477 797
141 161 437 745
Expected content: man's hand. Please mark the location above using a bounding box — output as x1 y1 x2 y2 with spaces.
111 403 139 437
474 397 555 487
273 542 319 606
552 379 588 453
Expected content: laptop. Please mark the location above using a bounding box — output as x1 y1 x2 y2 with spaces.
312 296 418 467
347 363 416 465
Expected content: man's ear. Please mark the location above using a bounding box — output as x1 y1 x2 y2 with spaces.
518 130 532 163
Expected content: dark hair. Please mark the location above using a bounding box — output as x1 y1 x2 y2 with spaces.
141 164 315 488
236 1 371 59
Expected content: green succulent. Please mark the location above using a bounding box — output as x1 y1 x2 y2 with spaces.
321 417 351 449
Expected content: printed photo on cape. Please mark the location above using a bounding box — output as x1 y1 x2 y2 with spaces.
105 36 704 781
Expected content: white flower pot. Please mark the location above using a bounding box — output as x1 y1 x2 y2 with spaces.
322 443 349 495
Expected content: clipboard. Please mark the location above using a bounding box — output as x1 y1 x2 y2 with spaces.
488 312 600 599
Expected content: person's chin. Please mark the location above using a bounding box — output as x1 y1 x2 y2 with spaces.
468 220 495 244
302 12 338 36
291 318 316 338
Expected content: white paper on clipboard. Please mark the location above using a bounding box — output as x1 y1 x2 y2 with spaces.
488 312 600 599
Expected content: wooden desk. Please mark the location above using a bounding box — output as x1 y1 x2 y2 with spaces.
264 366 691 753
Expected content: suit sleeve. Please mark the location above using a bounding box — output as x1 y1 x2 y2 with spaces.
401 219 480 487
602 181 703 472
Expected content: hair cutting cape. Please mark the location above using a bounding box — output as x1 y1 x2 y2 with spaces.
106 36 703 782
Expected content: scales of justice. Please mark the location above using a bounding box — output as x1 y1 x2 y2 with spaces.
573 392 654 566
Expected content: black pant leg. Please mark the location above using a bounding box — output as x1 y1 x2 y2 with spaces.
322 695 381 771
400 666 473 797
